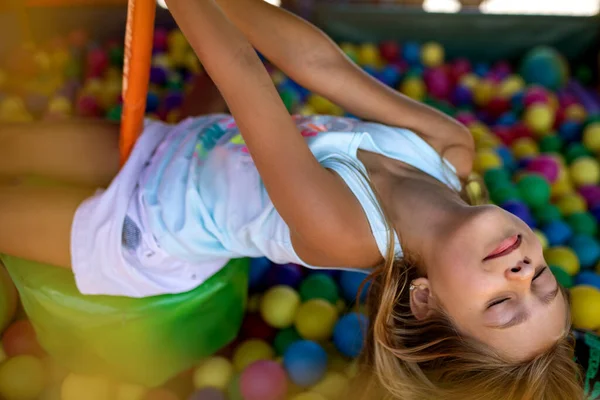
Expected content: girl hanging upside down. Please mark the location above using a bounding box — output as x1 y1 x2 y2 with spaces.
0 0 585 398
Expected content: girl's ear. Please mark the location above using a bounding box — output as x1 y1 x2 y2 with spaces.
409 277 434 320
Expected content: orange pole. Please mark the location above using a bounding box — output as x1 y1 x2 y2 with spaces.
120 0 156 165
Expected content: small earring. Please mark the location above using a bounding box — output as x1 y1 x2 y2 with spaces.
409 284 418 291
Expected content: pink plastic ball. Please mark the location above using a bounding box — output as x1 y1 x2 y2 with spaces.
154 28 169 53
578 185 600 208
526 155 560 183
456 111 477 126
424 67 451 99
86 48 109 78
450 58 471 81
379 41 400 62
523 86 549 107
240 361 288 400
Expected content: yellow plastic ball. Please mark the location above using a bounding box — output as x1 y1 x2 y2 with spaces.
290 393 328 400
115 383 147 400
534 229 549 250
295 299 338 341
61 374 114 400
467 121 490 143
583 123 600 152
474 149 502 172
152 54 173 69
193 356 233 390
545 246 580 276
498 75 525 98
260 285 301 329
311 371 349 400
511 137 539 160
570 285 600 330
459 73 479 90
307 94 335 114
570 156 600 187
399 77 426 101
556 193 587 216
0 355 45 400
473 79 497 107
357 44 380 67
476 133 501 149
298 105 316 116
565 104 587 123
232 339 274 371
524 104 554 136
421 42 444 67
167 30 189 53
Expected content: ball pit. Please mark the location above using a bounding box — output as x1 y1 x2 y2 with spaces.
0 21 599 400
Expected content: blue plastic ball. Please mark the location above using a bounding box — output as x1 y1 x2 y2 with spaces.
265 263 304 288
377 65 402 87
568 234 600 269
495 146 517 171
451 85 472 107
362 66 379 77
333 313 368 358
402 42 421 66
146 91 161 113
339 270 370 303
501 200 536 228
474 62 490 77
283 340 328 387
249 257 271 290
574 271 600 290
496 112 518 127
559 121 583 144
541 220 573 246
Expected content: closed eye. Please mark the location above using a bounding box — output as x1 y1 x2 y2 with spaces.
487 265 548 309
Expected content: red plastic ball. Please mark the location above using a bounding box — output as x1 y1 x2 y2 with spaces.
487 96 511 118
76 95 100 118
86 48 109 78
153 28 169 53
450 58 471 81
1 320 45 358
523 86 549 107
511 122 534 140
493 125 517 146
240 313 277 342
379 41 400 62
553 107 566 130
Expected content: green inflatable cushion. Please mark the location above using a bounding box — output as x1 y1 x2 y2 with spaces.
0 254 249 387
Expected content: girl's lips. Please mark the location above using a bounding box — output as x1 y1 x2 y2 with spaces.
485 234 521 261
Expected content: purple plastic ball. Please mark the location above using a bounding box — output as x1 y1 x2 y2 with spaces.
451 85 472 107
526 155 559 183
164 91 184 111
265 263 304 288
579 185 600 208
150 66 168 86
501 200 536 227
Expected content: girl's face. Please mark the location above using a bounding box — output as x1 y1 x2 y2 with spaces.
422 205 568 361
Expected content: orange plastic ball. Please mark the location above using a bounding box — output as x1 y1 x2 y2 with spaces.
1 320 45 358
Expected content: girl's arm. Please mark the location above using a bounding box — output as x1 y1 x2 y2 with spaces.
214 0 474 178
165 0 381 268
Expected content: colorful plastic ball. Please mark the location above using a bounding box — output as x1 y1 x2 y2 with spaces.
474 149 502 173
574 272 600 290
451 85 472 107
525 155 559 183
556 193 586 216
402 42 421 65
274 327 302 356
483 168 511 189
511 137 539 160
498 75 525 98
0 355 45 400
570 157 600 187
487 96 511 118
583 123 600 152
566 212 598 236
283 341 328 387
501 200 536 227
472 79 496 107
311 371 348 400
1 320 45 358
569 235 600 269
565 142 591 164
241 313 276 342
399 77 426 101
570 285 600 330
339 271 370 303
490 183 521 205
299 274 340 304
265 263 304 288
538 134 563 153
249 257 271 290
232 339 274 371
541 220 573 247
517 174 551 208
333 313 368 358
534 203 562 225
421 42 444 68
524 104 554 136
295 299 338 341
495 146 517 171
519 46 568 91
187 388 226 400
579 185 600 208
61 374 114 400
545 246 580 276
240 360 287 400
357 43 380 67
260 286 300 329
379 41 400 62
559 121 583 143
192 357 233 390
76 95 99 118
534 229 549 250
550 266 573 288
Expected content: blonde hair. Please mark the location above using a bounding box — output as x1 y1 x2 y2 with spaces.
348 172 585 400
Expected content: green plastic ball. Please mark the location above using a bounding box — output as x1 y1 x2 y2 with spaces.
106 104 122 122
280 90 299 113
550 266 573 288
566 212 598 236
517 174 551 208
274 327 302 356
490 183 521 205
483 168 511 190
299 274 340 304
533 203 562 225
565 143 592 164
538 134 563 153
